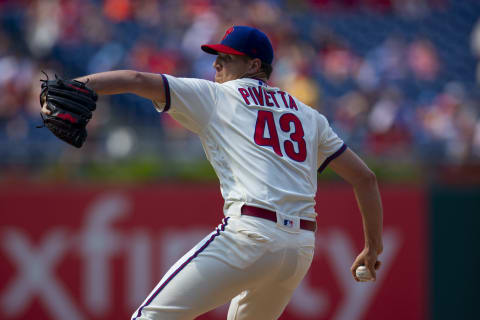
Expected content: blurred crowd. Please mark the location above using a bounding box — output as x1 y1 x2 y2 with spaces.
0 0 479 171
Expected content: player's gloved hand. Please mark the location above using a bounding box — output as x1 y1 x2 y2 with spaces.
41 101 51 115
38 74 97 148
350 247 382 282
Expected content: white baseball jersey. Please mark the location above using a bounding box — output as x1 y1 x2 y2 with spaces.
154 75 345 221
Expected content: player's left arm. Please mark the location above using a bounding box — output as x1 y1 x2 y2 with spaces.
42 70 166 116
328 147 384 281
75 70 166 102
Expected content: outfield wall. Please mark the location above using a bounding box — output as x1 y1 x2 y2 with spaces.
0 182 450 320
430 186 480 320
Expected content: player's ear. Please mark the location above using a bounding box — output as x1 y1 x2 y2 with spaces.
249 58 262 73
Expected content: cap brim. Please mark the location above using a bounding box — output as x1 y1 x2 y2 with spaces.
201 44 246 56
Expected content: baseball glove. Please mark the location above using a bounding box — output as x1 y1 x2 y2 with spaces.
39 74 98 148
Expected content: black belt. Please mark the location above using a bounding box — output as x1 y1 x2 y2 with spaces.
241 205 317 232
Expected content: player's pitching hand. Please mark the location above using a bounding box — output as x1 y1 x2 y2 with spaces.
350 247 382 282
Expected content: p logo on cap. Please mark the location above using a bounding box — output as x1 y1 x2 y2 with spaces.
222 27 234 41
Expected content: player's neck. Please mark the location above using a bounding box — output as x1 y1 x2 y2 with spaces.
238 71 268 83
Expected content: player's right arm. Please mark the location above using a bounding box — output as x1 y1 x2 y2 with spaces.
41 70 166 114
328 148 384 281
314 111 382 281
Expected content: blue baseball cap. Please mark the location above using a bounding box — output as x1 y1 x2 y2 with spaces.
201 26 274 65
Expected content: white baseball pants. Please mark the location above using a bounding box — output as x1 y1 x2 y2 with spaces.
131 215 315 320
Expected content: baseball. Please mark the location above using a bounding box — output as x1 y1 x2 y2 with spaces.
355 266 374 282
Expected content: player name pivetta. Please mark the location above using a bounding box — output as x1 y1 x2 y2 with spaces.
238 85 299 110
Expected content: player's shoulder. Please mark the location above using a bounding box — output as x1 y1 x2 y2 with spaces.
163 74 221 101
283 91 326 119
310 108 328 123
288 96 331 130
164 74 218 86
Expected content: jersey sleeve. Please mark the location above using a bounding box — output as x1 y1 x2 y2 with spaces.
316 113 347 173
152 74 219 134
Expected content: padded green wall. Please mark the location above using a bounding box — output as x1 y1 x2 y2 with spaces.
430 186 480 319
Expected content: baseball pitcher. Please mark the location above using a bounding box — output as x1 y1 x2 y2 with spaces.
40 26 383 320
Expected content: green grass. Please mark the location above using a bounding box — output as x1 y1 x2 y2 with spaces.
38 156 424 184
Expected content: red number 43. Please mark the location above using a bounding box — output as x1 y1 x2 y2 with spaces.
254 110 307 162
